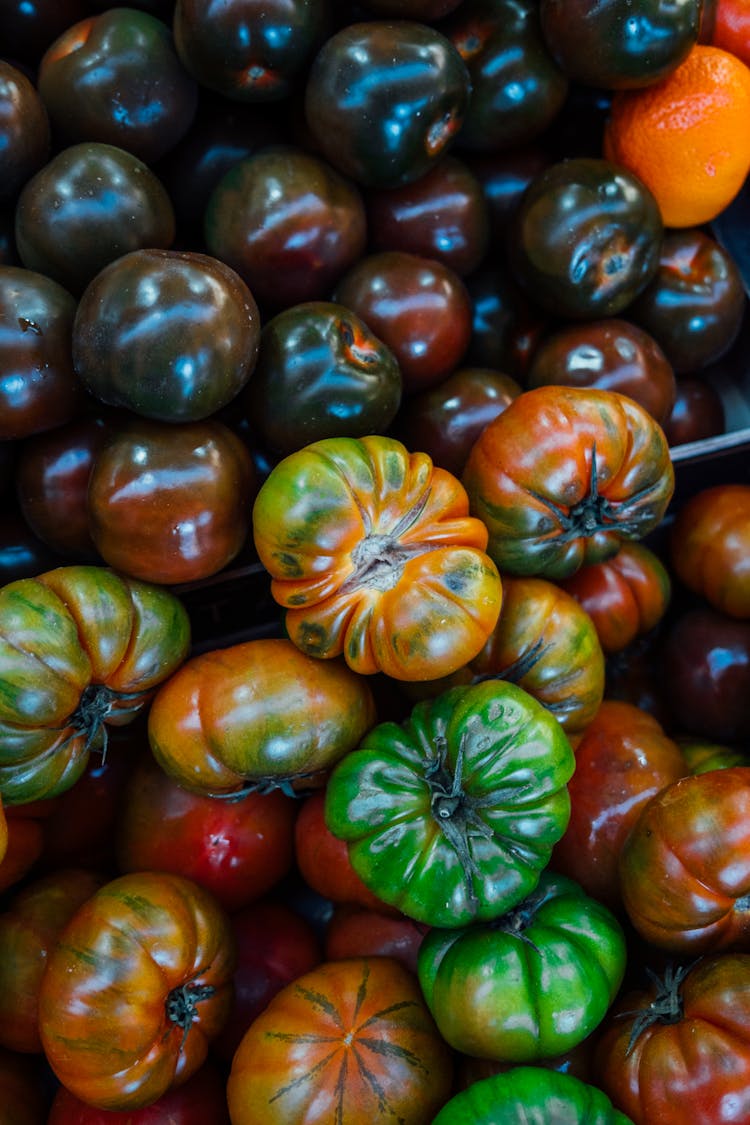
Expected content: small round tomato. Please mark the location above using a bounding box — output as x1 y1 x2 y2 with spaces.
227 957 454 1125
670 483 750 619
39 871 236 1111
462 385 674 580
325 679 575 927
418 871 626 1061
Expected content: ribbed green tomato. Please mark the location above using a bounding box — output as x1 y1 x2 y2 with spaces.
324 680 575 928
417 871 626 1060
432 1066 634 1124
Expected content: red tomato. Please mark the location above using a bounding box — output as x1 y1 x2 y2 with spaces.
115 752 298 911
670 483 750 619
325 904 429 975
47 1061 230 1124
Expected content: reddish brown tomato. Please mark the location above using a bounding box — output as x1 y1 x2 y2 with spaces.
47 1060 231 1124
558 540 672 653
38 871 236 1111
115 751 298 912
325 904 429 975
662 376 725 446
462 385 675 579
0 867 104 1053
619 767 750 953
214 900 323 1063
595 955 750 1125
294 789 396 914
334 251 473 392
147 638 377 797
227 957 454 1125
87 418 257 585
0 803 50 893
550 701 685 912
670 483 750 618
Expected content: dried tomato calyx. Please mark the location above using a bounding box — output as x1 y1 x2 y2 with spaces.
529 445 643 545
68 684 143 752
166 981 215 1046
425 730 494 909
623 962 692 1055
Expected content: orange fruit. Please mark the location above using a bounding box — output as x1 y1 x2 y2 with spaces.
603 44 750 228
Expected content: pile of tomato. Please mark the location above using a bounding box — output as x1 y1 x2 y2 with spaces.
2 1 750 1123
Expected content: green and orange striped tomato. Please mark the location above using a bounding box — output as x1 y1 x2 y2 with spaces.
252 434 502 682
433 1066 634 1124
227 957 453 1125
0 565 190 805
325 679 575 928
39 872 235 1112
462 385 674 580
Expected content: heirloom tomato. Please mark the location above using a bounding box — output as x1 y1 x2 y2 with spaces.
48 1060 231 1123
0 866 104 1053
0 564 190 805
619 767 750 953
324 903 428 975
226 957 453 1125
595 955 750 1125
148 637 376 797
669 483 750 619
551 701 685 911
462 385 674 579
252 434 502 681
115 751 298 911
418 871 626 1061
433 1065 634 1124
558 541 672 654
38 871 236 1112
325 679 575 927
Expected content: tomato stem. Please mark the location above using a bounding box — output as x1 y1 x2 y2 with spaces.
166 981 215 1048
622 961 693 1054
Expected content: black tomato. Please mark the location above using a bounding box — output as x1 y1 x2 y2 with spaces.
0 61 50 203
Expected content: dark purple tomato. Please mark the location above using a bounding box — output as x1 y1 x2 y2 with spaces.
444 0 569 152
15 412 114 561
392 366 521 477
465 146 550 244
0 0 89 66
204 145 367 311
540 0 702 89
662 377 726 447
365 155 490 277
509 157 663 319
153 93 286 234
0 503 66 584
0 61 50 202
527 318 677 426
334 250 473 392
243 301 402 457
463 264 547 380
661 607 750 741
72 249 261 423
304 21 471 188
37 8 198 164
356 0 463 14
173 0 329 102
0 266 83 441
14 142 176 296
87 417 257 585
628 229 746 375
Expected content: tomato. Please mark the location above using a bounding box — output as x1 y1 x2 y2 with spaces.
679 738 749 774
0 1046 48 1125
294 788 395 913
38 871 236 1111
619 767 750 953
47 1060 231 1124
0 801 51 893
115 751 298 911
226 957 454 1125
213 900 322 1063
669 483 750 619
252 434 503 681
462 385 674 579
550 701 686 911
325 904 429 975
147 637 376 797
595 954 750 1125
432 1065 634 1124
0 565 190 804
558 541 672 654
465 574 605 733
325 679 575 927
418 871 626 1061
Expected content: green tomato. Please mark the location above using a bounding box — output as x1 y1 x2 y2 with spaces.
418 871 626 1060
432 1066 634 1124
324 679 575 927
